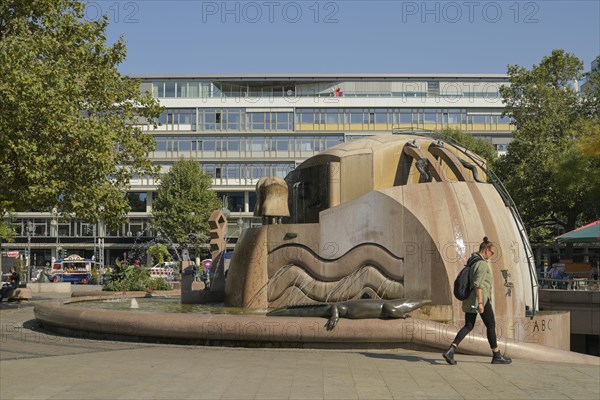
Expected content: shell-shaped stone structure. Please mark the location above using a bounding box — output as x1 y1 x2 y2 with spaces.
226 135 537 328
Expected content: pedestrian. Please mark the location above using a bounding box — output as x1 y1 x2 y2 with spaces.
442 237 512 365
0 267 20 302
588 260 598 281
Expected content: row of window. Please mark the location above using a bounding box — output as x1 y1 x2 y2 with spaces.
9 194 257 238
131 190 257 214
295 108 511 129
150 81 501 99
157 109 294 131
9 218 127 238
149 108 512 132
153 81 216 99
201 163 295 180
151 135 344 159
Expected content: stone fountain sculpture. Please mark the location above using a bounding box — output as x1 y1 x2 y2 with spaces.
181 209 228 303
226 134 547 347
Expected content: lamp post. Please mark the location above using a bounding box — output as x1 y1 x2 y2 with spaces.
25 220 35 282
92 224 97 261
97 206 104 268
51 208 59 262
0 209 7 272
98 238 104 268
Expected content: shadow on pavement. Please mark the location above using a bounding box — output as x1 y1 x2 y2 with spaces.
360 351 444 364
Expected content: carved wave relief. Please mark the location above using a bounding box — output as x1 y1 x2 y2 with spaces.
267 264 404 307
267 242 404 281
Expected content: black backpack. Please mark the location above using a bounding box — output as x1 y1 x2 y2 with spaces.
453 254 482 301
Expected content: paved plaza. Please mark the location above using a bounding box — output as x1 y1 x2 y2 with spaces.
1 296 599 400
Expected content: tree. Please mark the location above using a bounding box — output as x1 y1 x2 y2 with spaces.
147 243 171 266
152 159 221 256
495 51 600 242
435 127 497 165
0 0 162 239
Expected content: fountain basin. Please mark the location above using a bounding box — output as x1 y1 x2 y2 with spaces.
34 298 598 365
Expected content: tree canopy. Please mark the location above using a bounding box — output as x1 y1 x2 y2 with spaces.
495 50 600 242
435 127 497 166
147 243 171 266
0 0 161 237
152 159 221 256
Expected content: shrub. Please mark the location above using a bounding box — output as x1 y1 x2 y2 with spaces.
103 265 171 292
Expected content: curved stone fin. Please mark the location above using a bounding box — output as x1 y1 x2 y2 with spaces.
427 144 473 182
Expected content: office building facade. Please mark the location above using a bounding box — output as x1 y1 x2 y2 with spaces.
2 74 513 269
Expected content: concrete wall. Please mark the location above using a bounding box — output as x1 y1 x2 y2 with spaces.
27 283 71 294
539 289 600 335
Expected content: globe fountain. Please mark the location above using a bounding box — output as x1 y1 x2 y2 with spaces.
34 134 598 365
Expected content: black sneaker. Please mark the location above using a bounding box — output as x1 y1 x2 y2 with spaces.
442 348 457 365
491 353 512 364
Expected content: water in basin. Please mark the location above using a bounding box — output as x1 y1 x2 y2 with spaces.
69 297 267 315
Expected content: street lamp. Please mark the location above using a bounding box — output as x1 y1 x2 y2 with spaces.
0 209 7 272
51 207 59 262
97 206 105 268
25 220 35 282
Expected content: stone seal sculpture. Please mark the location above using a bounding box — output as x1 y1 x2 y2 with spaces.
267 298 431 330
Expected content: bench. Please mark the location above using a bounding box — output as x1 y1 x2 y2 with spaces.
5 287 33 301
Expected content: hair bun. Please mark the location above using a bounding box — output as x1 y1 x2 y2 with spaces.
483 236 489 243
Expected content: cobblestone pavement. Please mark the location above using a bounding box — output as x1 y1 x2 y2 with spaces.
1 299 599 400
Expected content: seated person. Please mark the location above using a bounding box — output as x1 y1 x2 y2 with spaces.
0 267 20 302
548 264 569 288
588 264 599 281
548 265 562 279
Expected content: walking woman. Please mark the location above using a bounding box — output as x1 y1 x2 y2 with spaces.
443 237 512 365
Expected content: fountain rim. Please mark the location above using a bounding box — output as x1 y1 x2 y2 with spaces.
31 296 598 365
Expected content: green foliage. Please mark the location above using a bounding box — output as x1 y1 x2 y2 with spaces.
103 264 171 292
147 243 171 265
573 117 600 158
0 0 162 230
495 50 600 242
0 220 15 242
90 264 100 285
152 159 221 255
13 258 26 282
435 127 497 165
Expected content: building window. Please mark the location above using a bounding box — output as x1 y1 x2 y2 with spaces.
177 82 186 97
251 113 265 130
217 192 245 212
298 109 314 125
350 110 362 124
127 192 147 212
153 82 165 98
248 192 257 212
165 82 176 98
128 219 145 237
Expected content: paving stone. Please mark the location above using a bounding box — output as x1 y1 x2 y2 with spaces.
1 302 599 400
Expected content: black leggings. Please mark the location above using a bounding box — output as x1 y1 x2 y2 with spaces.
452 300 497 349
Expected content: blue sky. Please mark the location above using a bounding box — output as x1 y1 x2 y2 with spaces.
96 0 600 74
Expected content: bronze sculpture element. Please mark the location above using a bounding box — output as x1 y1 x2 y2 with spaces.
267 298 431 330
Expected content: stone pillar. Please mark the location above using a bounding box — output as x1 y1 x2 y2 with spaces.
208 210 227 292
